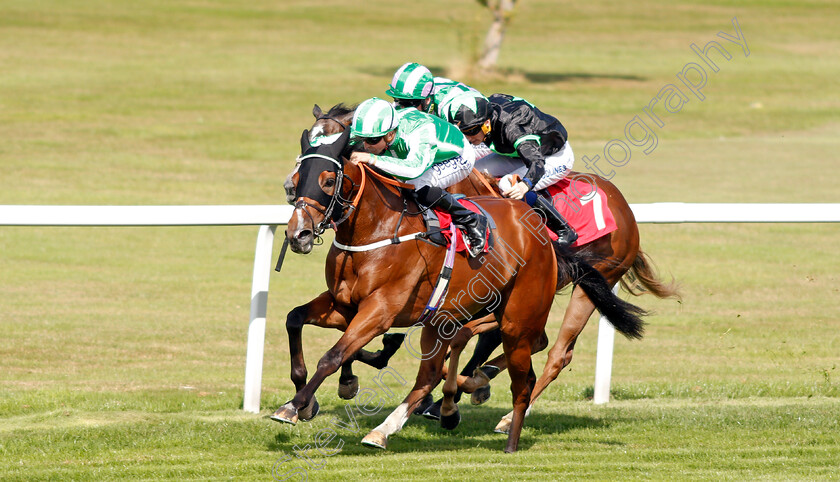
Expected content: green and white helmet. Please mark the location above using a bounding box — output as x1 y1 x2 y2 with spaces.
441 91 491 131
351 97 399 138
386 62 434 100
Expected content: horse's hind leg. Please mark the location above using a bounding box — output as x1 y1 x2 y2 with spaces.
362 324 449 449
500 316 541 453
530 286 596 402
439 315 498 430
338 333 406 400
493 285 600 433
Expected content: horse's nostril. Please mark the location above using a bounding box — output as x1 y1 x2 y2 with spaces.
296 229 313 240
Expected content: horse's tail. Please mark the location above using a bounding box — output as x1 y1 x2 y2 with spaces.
553 242 646 340
620 250 682 301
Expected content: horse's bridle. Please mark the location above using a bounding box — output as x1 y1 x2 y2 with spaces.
316 113 350 133
293 153 361 239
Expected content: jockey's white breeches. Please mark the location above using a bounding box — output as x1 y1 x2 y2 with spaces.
411 143 476 190
474 142 575 191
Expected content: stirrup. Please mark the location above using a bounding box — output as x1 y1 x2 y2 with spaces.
463 236 484 257
461 219 488 257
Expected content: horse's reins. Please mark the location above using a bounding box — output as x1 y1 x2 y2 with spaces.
330 163 431 252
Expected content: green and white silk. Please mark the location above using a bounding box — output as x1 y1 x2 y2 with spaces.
372 108 469 181
432 77 478 119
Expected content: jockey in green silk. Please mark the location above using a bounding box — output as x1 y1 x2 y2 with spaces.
349 97 488 256
386 62 480 120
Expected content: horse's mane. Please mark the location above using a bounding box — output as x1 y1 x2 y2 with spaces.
326 103 357 118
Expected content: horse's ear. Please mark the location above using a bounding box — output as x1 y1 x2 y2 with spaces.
300 129 310 153
312 104 322 118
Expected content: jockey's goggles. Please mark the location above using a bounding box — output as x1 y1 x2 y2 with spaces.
460 124 484 136
361 135 385 145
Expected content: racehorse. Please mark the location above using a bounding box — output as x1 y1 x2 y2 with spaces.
285 104 679 430
434 169 681 432
275 127 647 452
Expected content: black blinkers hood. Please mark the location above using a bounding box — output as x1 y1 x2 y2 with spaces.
295 127 351 211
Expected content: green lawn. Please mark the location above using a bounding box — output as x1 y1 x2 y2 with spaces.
1 0 839 480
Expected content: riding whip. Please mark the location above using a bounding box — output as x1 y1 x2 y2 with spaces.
274 235 289 273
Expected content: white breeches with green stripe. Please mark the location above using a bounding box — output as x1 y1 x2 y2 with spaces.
475 142 575 191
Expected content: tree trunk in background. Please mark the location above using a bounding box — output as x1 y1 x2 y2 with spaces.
476 0 518 74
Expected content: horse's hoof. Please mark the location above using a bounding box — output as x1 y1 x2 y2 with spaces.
338 375 359 400
413 393 434 416
471 385 491 405
298 397 320 422
421 399 442 420
440 409 461 431
270 402 298 425
480 364 501 380
462 365 492 393
361 430 388 450
382 333 406 351
494 413 513 434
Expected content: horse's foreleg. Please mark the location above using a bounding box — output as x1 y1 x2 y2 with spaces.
362 325 448 449
423 324 503 419
339 333 406 399
460 329 546 408
354 333 406 369
286 291 353 392
456 328 502 394
273 297 391 425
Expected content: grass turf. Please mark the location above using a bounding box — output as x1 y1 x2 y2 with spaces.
1 0 839 479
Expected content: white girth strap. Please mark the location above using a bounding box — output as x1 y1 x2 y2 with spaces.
332 232 425 252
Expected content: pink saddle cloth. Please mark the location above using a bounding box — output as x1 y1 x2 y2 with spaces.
543 178 618 247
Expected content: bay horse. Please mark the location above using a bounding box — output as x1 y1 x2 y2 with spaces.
275 127 647 452
283 103 678 436
433 170 681 433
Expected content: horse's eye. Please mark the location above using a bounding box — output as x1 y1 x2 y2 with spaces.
324 178 336 188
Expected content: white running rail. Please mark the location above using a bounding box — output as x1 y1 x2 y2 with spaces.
2 203 838 411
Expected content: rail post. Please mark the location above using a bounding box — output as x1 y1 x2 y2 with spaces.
243 224 277 413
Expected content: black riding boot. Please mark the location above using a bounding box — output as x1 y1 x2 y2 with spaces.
532 193 578 247
417 186 488 257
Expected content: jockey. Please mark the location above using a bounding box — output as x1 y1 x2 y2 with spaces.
442 91 579 246
386 62 479 120
348 97 488 256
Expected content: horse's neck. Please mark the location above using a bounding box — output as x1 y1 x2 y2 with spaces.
334 170 422 246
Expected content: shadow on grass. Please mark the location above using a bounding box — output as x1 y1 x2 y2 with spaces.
580 385 653 401
266 402 615 455
358 65 646 85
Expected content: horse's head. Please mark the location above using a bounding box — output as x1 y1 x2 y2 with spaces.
286 127 353 254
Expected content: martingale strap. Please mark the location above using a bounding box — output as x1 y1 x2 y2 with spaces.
416 222 458 324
